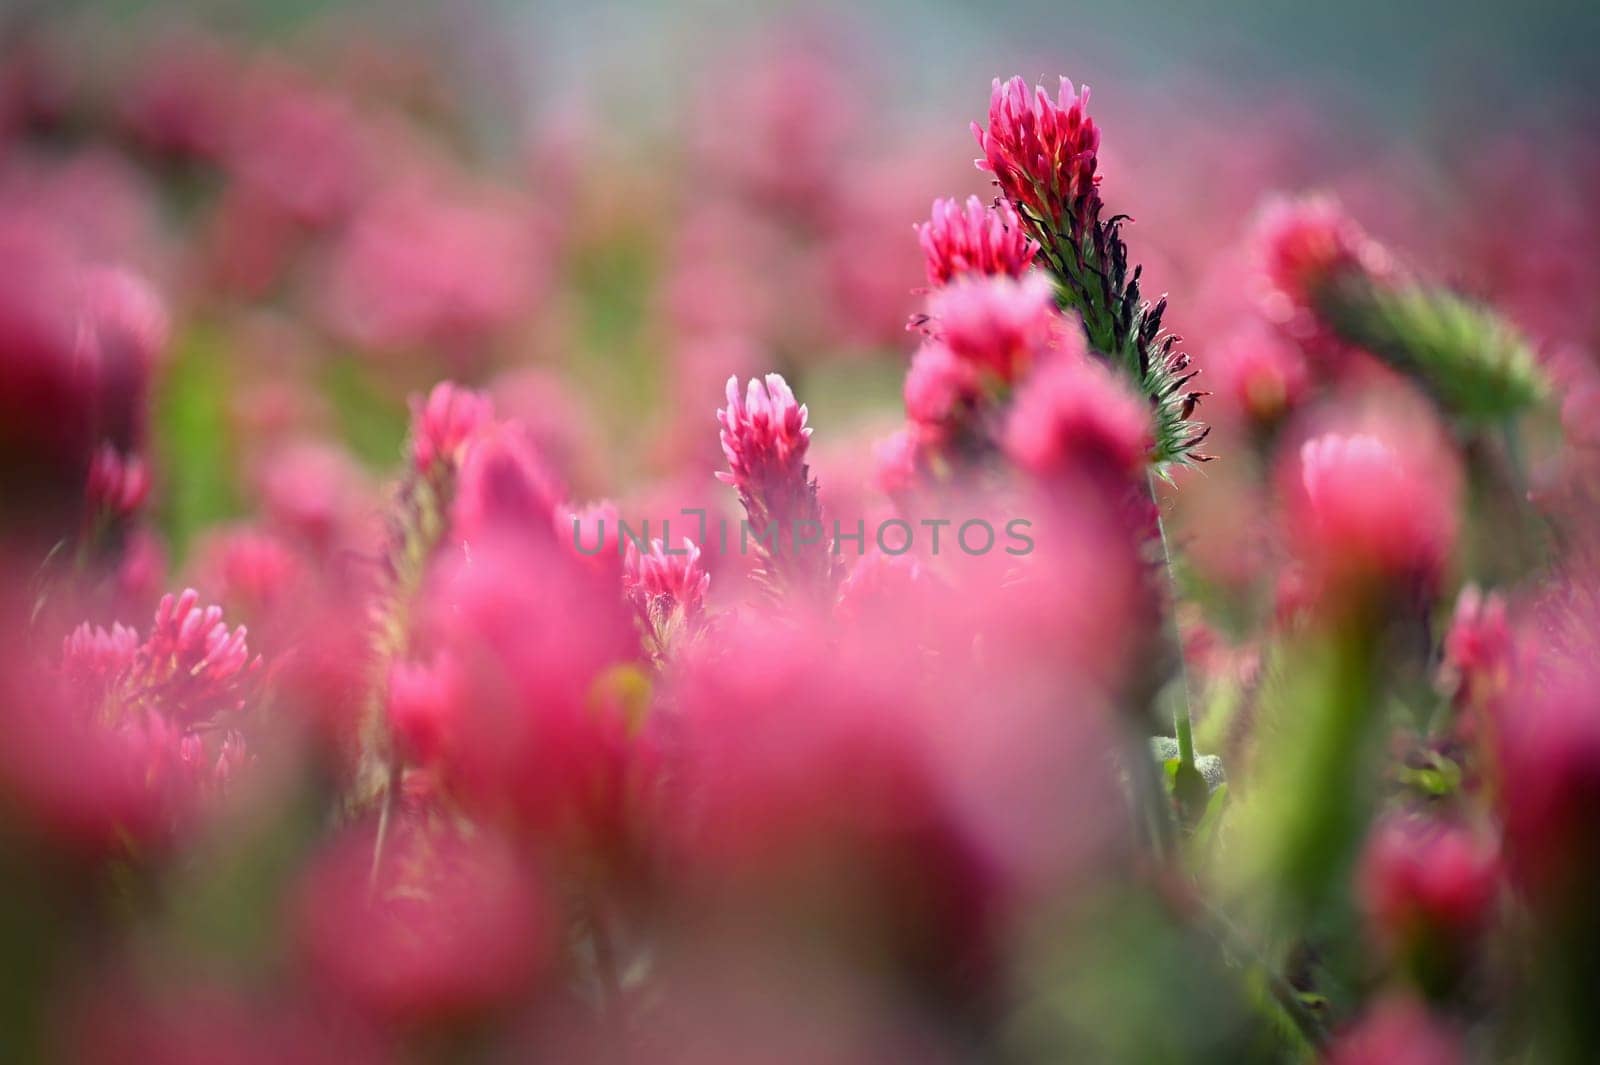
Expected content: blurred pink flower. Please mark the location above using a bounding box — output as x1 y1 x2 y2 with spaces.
917 195 1038 287
388 653 468 769
1325 995 1462 1065
1206 321 1309 426
926 273 1059 384
1006 351 1153 483
86 445 151 518
1252 195 1391 351
1290 430 1458 601
410 380 494 475
1358 814 1500 964
1441 585 1515 716
973 76 1101 232
292 828 548 1026
903 341 983 436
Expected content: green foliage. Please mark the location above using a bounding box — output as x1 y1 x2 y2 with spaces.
1322 278 1549 424
153 326 243 562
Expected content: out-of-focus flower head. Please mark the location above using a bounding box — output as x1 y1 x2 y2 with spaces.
1494 612 1600 914
1005 349 1154 484
254 439 373 553
1440 585 1516 719
1206 321 1309 427
451 423 564 549
1324 994 1463 1065
926 272 1059 385
292 828 548 1027
973 76 1101 234
410 380 495 476
387 652 467 769
1252 194 1391 350
324 179 542 360
903 341 984 441
224 64 371 227
917 195 1038 287
1358 814 1500 979
193 525 304 625
86 445 151 519
1287 427 1459 605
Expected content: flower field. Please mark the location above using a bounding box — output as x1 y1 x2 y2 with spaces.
1 5 1598 1063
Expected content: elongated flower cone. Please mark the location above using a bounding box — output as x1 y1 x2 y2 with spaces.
917 195 1038 287
716 373 837 600
410 380 494 476
973 76 1102 235
971 76 1207 469
1254 195 1549 423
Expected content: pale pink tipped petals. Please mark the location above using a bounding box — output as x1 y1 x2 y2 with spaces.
973 75 1101 228
716 373 813 496
625 537 711 619
1006 354 1153 481
411 381 495 475
141 588 260 723
927 273 1060 384
917 195 1038 286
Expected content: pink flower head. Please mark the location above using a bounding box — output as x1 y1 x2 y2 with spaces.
625 537 710 620
61 621 140 693
716 374 834 596
1495 653 1600 912
388 653 467 767
916 195 1038 287
872 428 922 497
451 424 563 548
1208 322 1309 426
1358 815 1500 963
1006 351 1153 482
410 381 494 475
1253 195 1391 346
717 373 813 501
1326 995 1463 1065
1442 585 1514 715
927 272 1059 384
86 445 151 518
973 76 1101 232
903 341 983 434
139 589 259 723
1290 430 1458 599
194 525 302 620
293 829 548 1026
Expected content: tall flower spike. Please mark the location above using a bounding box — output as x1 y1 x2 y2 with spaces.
717 374 836 599
973 76 1208 468
916 195 1038 287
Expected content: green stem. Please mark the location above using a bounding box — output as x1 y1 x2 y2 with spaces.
1148 471 1196 770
